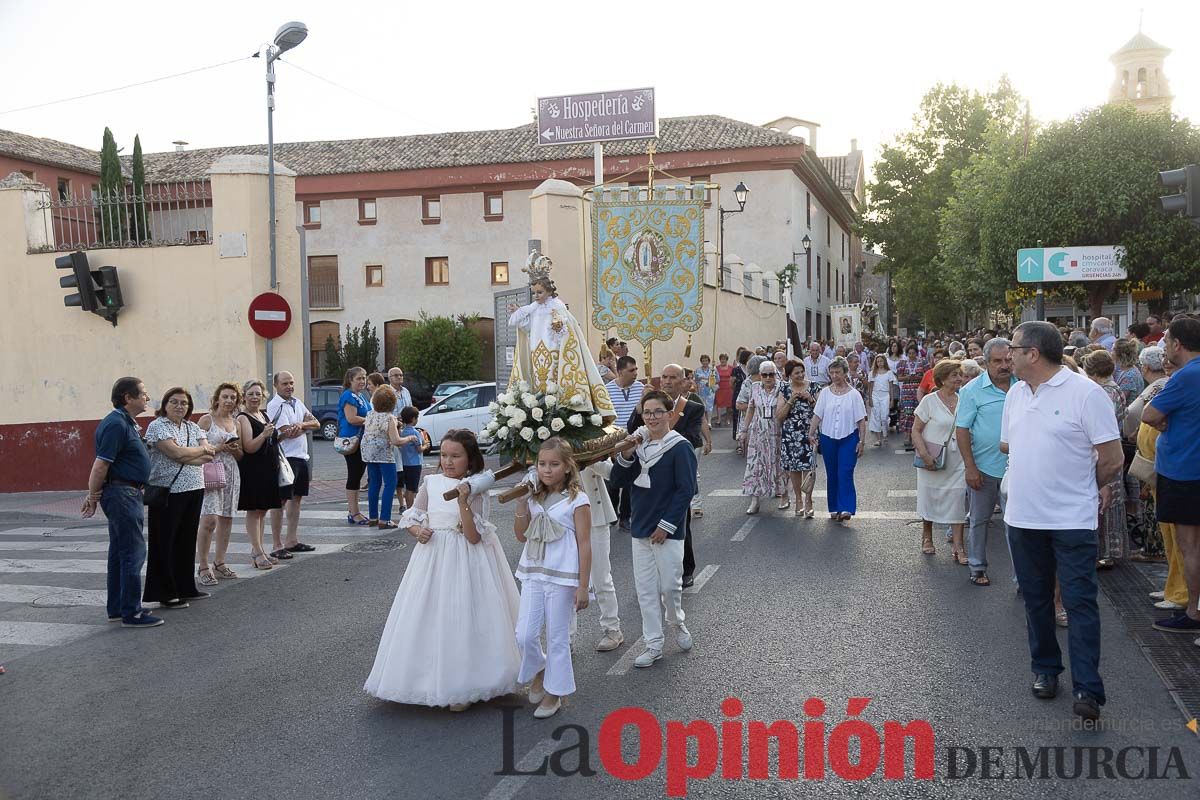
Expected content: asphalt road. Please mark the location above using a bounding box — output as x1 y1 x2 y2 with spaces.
1 437 1196 799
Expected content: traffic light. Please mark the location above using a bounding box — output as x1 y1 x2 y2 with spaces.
56 251 98 312
1158 164 1200 222
55 251 123 325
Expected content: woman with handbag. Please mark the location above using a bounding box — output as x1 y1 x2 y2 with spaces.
197 383 243 586
912 360 969 567
337 367 371 526
236 380 282 570
144 387 214 608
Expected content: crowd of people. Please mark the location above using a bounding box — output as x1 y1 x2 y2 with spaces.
85 309 1199 725
84 366 426 628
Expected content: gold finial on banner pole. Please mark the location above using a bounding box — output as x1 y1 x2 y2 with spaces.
684 333 693 359
646 340 653 381
646 142 656 192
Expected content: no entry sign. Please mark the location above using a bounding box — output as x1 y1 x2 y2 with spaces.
247 292 292 339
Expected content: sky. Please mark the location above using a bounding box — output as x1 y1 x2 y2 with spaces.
1 0 1197 179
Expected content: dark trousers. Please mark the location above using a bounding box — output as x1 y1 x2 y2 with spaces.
144 488 203 603
683 514 695 578
607 479 632 525
102 484 147 620
1007 525 1105 704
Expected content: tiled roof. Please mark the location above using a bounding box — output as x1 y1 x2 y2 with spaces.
820 150 863 197
0 128 101 176
135 115 806 181
1113 31 1169 54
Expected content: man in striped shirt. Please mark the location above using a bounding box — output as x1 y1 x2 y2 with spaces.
606 355 644 530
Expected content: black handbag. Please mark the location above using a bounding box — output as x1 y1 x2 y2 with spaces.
144 427 190 509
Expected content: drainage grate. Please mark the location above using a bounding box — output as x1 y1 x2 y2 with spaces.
342 537 408 554
1100 563 1200 722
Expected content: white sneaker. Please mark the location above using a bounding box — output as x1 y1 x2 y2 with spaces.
675 625 693 651
595 631 624 652
1149 590 1166 600
1154 599 1185 610
633 649 662 668
746 497 759 515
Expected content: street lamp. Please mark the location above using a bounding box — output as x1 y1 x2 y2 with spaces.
258 20 308 383
718 180 750 288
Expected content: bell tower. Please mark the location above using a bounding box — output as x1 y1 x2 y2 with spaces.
1109 28 1172 114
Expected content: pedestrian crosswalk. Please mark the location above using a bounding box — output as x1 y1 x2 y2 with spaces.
0 509 399 664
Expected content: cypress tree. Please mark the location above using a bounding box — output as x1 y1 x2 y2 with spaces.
130 134 149 242
99 128 125 244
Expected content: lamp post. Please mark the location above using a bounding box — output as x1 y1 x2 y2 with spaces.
260 20 308 384
793 235 812 341
718 180 749 288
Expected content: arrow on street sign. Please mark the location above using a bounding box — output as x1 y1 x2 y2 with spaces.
541 129 555 140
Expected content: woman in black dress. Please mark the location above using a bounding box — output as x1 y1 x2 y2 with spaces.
777 360 819 518
236 380 281 570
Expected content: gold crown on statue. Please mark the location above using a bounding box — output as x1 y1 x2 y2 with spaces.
523 249 554 284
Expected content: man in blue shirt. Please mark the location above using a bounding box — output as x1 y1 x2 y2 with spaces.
1142 317 1200 641
82 377 162 628
955 338 1014 586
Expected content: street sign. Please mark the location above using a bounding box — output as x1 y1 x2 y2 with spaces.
1016 246 1127 283
247 292 292 339
536 88 656 146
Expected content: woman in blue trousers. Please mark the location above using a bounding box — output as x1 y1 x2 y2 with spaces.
809 358 868 522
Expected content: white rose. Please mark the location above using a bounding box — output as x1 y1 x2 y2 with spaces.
518 381 531 393
503 405 517 418
550 417 565 432
520 427 535 441
545 381 560 395
488 402 500 413
477 431 491 443
544 395 558 408
569 414 583 427
486 420 499 433
500 392 514 405
531 407 545 422
509 409 527 425
496 426 510 438
522 393 538 407
589 414 602 426
537 426 551 440
570 393 586 408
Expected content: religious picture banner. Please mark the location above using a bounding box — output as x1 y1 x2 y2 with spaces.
591 185 705 345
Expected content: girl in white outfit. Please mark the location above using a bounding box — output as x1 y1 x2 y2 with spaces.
364 430 520 712
514 438 592 719
867 354 898 447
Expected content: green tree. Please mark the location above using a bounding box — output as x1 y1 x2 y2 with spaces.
323 334 343 379
321 320 380 379
975 105 1200 317
860 79 1024 327
98 127 125 244
130 134 149 242
395 313 483 386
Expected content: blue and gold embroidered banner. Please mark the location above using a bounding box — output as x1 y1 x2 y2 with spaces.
591 185 705 345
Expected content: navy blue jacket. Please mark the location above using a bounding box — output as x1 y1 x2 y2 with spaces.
609 442 697 540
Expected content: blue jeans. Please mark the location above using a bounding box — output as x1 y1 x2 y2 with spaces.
102 484 147 620
1007 525 1105 704
367 462 398 522
819 430 859 514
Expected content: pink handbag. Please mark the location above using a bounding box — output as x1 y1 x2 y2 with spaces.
203 460 227 491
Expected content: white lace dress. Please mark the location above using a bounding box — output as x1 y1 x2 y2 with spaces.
363 473 521 707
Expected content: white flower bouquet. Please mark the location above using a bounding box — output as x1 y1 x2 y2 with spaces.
478 381 608 463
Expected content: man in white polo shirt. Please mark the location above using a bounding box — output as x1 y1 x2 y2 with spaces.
1001 321 1124 722
267 372 321 558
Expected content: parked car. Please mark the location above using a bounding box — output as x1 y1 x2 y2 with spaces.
432 380 483 405
417 383 496 451
308 385 348 441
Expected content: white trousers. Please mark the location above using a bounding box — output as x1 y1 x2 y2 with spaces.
631 536 685 653
515 580 576 696
569 524 621 637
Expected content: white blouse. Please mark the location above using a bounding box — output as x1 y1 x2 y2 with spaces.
515 491 590 588
813 385 867 440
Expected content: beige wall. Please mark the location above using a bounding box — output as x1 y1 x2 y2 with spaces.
0 157 305 426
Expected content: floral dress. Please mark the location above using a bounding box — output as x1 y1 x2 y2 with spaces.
741 382 786 497
200 418 241 517
779 383 817 472
896 357 927 435
1097 380 1128 561
695 365 717 414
